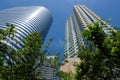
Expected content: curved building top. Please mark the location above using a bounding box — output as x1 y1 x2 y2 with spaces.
0 6 53 50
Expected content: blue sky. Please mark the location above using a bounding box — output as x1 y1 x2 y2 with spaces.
0 0 120 59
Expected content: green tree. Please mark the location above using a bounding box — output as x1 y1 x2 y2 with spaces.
0 23 47 80
0 23 17 80
75 21 120 80
56 71 73 80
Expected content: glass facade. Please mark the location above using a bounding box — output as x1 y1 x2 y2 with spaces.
0 6 53 50
65 4 115 58
36 61 55 80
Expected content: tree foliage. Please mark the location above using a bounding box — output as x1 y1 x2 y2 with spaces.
76 22 120 80
56 71 73 80
0 23 47 80
75 21 120 80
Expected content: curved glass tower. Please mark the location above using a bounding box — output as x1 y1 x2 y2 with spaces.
0 6 53 50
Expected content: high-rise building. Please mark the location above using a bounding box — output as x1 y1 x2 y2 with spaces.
64 5 115 58
36 56 56 80
36 61 55 80
0 6 54 79
0 6 53 50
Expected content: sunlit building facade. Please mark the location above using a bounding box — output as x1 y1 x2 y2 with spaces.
64 5 115 58
0 6 53 50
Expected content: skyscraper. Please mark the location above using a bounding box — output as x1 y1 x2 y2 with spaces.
0 6 53 50
64 5 115 58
